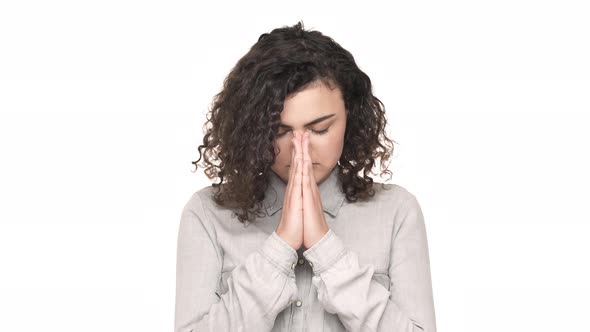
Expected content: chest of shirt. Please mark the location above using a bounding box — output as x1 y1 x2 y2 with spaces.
207 192 404 278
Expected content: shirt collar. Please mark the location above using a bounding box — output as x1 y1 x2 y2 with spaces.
263 166 345 218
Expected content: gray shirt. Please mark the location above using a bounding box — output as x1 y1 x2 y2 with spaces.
175 166 436 332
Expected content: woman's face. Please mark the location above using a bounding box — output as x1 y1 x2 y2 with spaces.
271 81 347 185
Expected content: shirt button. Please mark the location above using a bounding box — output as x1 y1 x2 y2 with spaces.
291 262 296 270
298 258 304 265
295 300 302 307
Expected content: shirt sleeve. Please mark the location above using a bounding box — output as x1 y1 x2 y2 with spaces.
302 194 437 332
175 192 300 332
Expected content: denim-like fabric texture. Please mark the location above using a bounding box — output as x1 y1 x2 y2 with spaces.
175 166 436 332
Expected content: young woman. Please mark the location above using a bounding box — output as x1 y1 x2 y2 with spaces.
175 21 437 332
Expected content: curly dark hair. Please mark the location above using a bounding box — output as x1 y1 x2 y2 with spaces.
192 21 397 224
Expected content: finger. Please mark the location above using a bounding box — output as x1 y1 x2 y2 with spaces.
289 136 296 179
309 132 322 196
293 132 303 186
303 132 321 202
293 132 303 200
285 134 298 207
305 132 320 197
302 130 311 169
302 131 312 199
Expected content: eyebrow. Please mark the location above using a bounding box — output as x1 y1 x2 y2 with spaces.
279 114 336 129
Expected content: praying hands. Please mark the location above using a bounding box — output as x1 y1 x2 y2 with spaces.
275 131 330 251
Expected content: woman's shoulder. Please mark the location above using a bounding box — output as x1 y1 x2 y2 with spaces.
182 185 220 212
182 184 243 227
369 181 425 229
371 180 418 206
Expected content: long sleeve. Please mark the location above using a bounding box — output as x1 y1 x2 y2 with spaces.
302 194 436 332
175 192 300 332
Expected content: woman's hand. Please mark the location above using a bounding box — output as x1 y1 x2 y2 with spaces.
301 131 329 249
276 131 330 250
275 131 304 251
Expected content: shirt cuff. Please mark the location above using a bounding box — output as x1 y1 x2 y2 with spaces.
302 229 348 275
258 231 299 277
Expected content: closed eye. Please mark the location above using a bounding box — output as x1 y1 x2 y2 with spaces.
311 128 329 135
276 128 329 137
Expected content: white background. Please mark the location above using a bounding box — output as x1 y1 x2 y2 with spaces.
1 1 589 331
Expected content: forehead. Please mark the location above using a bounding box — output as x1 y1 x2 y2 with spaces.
281 82 345 123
